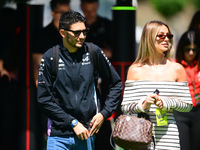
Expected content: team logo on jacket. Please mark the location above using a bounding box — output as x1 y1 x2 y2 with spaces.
50 57 65 70
58 59 65 70
101 50 111 66
82 53 90 65
39 58 45 75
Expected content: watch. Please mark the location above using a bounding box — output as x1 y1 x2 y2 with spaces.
70 119 78 128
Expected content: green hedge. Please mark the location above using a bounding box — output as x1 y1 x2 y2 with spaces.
149 0 187 18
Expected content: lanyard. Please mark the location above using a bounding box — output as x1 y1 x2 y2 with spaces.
186 65 200 106
186 65 197 90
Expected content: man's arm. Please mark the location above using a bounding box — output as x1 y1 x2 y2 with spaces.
98 49 123 119
90 45 123 134
37 52 74 129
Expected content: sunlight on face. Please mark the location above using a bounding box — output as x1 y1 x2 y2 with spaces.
65 22 87 48
155 25 171 53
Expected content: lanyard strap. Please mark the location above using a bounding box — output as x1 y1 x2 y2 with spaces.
186 65 197 90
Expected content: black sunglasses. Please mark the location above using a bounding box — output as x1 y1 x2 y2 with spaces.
184 48 199 53
64 28 89 37
156 34 174 40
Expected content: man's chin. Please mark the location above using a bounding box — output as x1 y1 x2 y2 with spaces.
76 43 83 48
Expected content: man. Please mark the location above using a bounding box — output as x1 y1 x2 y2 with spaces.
37 11 122 149
80 0 113 59
32 0 70 86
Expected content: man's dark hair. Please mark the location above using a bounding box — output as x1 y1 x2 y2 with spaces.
50 0 70 11
59 11 86 30
80 0 99 3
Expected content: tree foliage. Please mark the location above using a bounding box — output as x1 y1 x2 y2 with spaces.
193 0 200 9
149 0 187 18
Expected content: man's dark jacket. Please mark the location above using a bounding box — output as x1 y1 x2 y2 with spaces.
37 42 123 136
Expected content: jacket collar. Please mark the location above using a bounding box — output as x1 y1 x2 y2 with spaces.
181 60 197 67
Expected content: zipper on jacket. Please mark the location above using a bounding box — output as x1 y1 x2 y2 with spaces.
72 62 78 108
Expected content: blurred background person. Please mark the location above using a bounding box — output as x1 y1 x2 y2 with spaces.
32 0 70 86
188 10 200 40
0 7 19 81
80 0 113 59
174 30 200 150
0 7 20 150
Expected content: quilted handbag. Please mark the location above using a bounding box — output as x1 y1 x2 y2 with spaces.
112 114 153 150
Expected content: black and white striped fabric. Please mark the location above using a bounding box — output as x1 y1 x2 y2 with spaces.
121 81 193 150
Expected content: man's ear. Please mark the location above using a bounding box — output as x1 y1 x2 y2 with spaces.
51 10 55 18
59 29 66 38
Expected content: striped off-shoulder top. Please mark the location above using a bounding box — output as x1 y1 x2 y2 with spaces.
121 81 193 150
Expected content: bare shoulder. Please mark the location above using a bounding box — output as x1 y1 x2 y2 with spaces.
126 63 141 80
168 61 187 81
169 61 185 72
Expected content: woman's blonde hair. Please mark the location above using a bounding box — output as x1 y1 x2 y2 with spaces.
134 20 173 65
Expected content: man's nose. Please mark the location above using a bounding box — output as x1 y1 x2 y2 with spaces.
79 32 86 38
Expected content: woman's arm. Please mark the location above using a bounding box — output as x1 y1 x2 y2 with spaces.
160 97 193 112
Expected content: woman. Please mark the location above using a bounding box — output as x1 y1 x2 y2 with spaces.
174 30 200 150
121 21 193 150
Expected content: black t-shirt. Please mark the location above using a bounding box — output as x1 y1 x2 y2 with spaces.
85 16 113 50
33 22 62 54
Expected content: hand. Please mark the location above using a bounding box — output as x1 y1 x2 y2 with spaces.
90 113 105 135
0 69 11 81
155 99 163 109
73 122 90 140
0 60 11 81
142 94 159 110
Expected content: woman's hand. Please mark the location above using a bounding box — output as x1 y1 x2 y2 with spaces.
142 94 160 110
155 99 163 109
